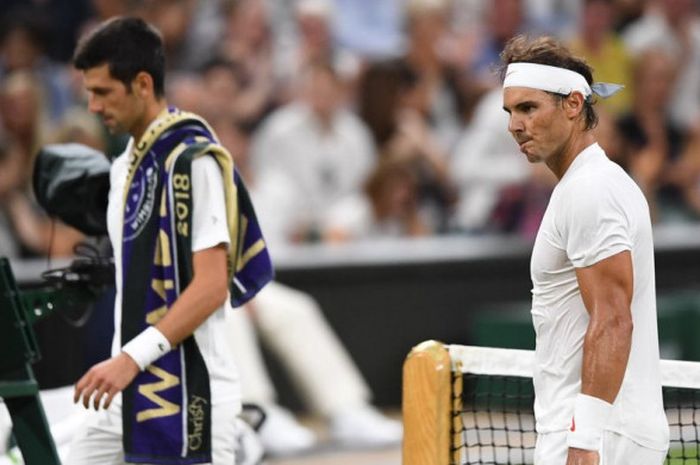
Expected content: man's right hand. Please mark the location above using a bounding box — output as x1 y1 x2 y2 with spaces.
566 447 599 465
74 352 140 410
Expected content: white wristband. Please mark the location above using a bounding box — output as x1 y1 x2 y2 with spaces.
121 326 172 371
566 393 613 450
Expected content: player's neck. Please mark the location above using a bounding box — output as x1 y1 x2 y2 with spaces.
131 98 168 141
547 130 595 180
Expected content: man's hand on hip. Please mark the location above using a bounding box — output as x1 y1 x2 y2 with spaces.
74 352 140 410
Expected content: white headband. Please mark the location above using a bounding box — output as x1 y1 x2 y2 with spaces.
504 62 591 96
503 63 624 99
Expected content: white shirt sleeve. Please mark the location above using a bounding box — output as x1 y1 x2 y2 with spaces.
562 177 633 268
191 155 230 252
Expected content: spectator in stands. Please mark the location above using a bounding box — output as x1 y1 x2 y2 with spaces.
136 0 224 72
611 0 647 32
357 59 458 234
0 80 83 256
0 71 51 180
167 72 207 116
50 107 107 153
568 0 634 117
226 282 402 455
488 162 557 240
592 105 625 164
0 72 85 258
250 60 375 247
1 175 84 258
77 0 131 48
525 0 581 35
274 0 360 99
0 137 23 259
401 0 465 150
0 7 74 123
449 87 531 232
219 0 280 129
199 58 243 124
471 0 529 88
616 48 700 222
201 57 276 137
218 120 257 182
622 0 700 132
168 64 258 182
333 0 404 60
323 150 431 241
357 60 410 152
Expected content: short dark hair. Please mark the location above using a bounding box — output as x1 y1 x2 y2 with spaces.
73 16 165 97
500 35 598 130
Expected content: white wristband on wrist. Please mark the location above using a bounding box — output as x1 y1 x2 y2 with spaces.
566 393 613 450
121 326 172 371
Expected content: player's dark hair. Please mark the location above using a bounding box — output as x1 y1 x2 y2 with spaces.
73 16 165 97
500 35 598 130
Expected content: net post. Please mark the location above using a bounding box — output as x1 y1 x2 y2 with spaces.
402 340 452 465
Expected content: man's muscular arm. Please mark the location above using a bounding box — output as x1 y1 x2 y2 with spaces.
567 250 634 465
577 249 633 401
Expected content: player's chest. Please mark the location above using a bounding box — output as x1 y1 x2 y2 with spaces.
530 212 574 286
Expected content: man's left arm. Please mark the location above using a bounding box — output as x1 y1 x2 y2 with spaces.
567 250 634 464
74 244 229 410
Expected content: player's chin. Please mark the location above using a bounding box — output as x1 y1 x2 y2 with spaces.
519 143 536 158
524 151 543 164
103 122 122 134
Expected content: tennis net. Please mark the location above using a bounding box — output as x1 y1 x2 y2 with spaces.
402 341 700 465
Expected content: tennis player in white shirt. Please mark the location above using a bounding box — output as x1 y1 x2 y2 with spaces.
499 35 669 465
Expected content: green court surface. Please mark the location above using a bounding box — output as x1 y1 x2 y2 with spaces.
667 445 699 465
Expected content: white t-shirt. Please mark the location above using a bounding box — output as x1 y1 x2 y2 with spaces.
107 139 241 407
530 143 669 450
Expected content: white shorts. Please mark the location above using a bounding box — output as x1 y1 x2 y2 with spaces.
66 398 238 465
534 430 667 465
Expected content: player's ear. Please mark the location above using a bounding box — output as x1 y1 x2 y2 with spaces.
132 71 154 99
564 92 585 119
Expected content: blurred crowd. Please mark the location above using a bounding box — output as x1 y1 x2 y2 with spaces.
2 0 700 259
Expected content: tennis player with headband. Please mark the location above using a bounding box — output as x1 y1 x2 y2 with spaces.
500 35 669 464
